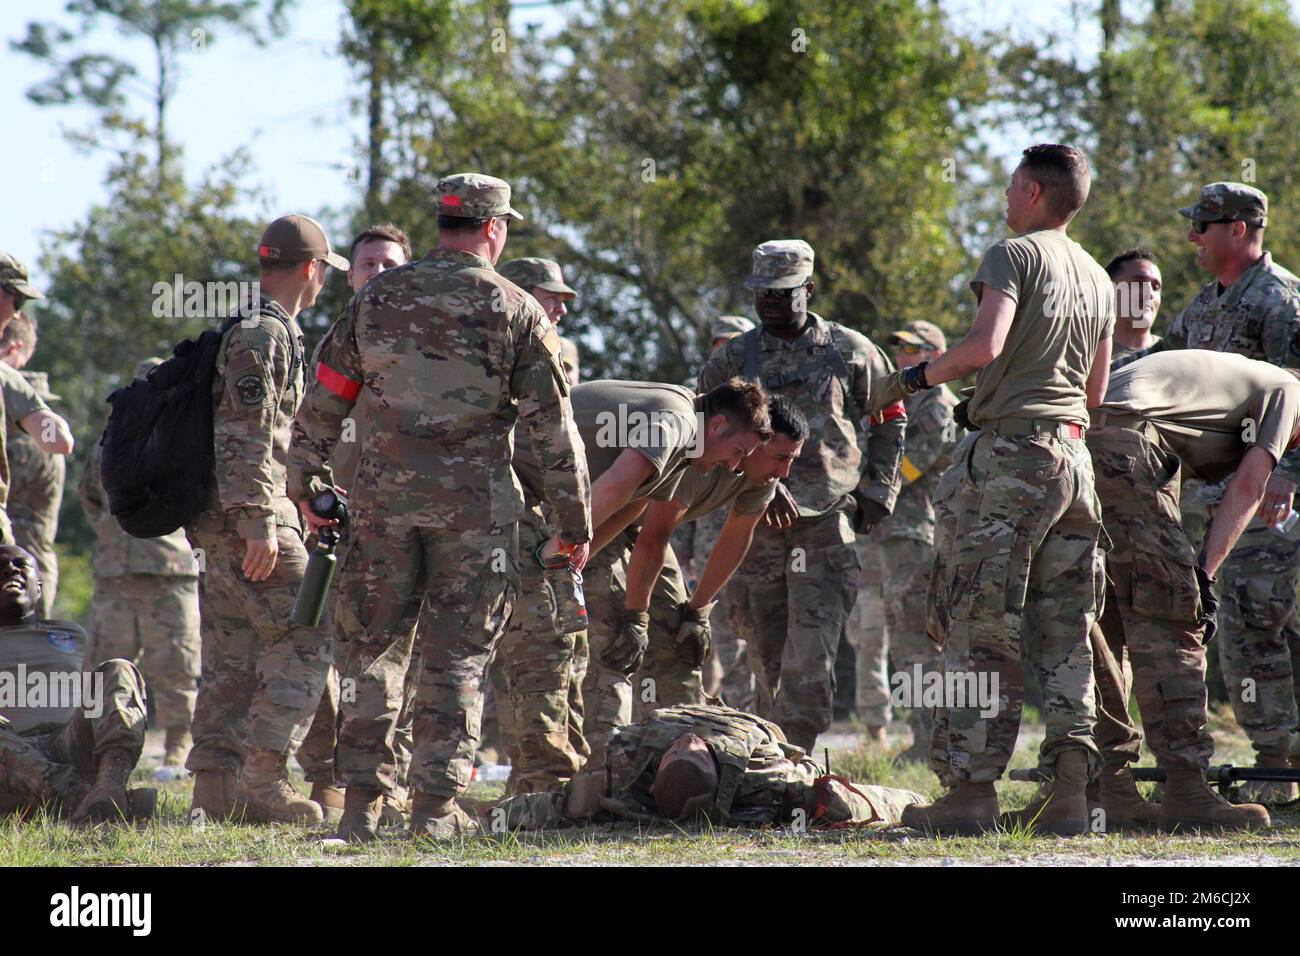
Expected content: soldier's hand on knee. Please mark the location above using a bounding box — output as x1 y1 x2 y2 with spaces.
675 601 716 667
242 535 279 581
601 609 650 676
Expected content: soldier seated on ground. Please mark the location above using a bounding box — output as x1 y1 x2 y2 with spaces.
0 544 154 824
495 703 922 829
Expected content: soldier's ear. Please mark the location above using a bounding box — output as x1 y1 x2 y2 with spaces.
804 281 815 301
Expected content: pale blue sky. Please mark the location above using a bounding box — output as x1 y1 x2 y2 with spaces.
1 0 1103 285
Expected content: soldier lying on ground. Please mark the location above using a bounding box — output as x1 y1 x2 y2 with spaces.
0 544 155 824
495 703 922 830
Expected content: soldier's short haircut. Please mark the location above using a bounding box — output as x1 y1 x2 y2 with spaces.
767 394 809 443
1105 247 1158 281
350 221 412 262
437 214 495 234
1018 144 1091 223
0 312 36 353
699 378 772 439
258 258 310 276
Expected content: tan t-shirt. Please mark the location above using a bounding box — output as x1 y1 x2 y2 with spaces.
1099 351 1300 482
967 229 1115 427
673 463 776 523
514 380 698 503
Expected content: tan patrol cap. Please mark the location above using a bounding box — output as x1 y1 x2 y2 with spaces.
499 258 576 299
437 173 523 221
0 252 44 300
258 215 348 270
1178 182 1268 227
889 320 946 351
710 315 754 340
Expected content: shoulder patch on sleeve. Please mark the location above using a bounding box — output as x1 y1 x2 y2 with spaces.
236 373 268 406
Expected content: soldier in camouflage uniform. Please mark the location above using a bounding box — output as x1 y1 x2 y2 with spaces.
486 256 587 794
296 222 414 823
289 174 592 842
185 215 345 825
895 145 1112 836
0 545 155 823
495 703 922 830
1151 183 1300 801
0 315 67 617
1079 350 1287 831
698 240 907 752
847 321 957 759
80 363 201 770
680 316 757 710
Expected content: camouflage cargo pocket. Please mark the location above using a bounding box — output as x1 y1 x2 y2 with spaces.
1233 574 1292 631
1129 550 1200 624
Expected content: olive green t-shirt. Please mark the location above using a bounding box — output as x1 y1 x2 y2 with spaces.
0 363 51 519
1099 351 1300 482
514 380 698 503
967 229 1115 427
673 463 776 523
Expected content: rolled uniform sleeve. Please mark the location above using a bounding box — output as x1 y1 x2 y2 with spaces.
289 302 363 504
216 319 295 540
858 341 906 511
511 303 592 545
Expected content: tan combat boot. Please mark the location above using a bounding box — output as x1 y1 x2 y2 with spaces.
999 751 1091 835
69 749 134 824
310 783 346 824
409 793 479 841
1097 765 1159 830
1159 769 1270 832
190 768 237 822
381 788 410 826
1237 753 1299 805
162 728 192 768
337 787 384 843
900 779 999 835
232 749 323 825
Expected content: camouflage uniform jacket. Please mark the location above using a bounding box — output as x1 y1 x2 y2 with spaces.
876 383 958 545
289 248 591 543
191 292 305 539
698 314 906 517
6 372 64 556
79 442 197 579
0 364 50 542
601 703 825 825
1158 252 1300 485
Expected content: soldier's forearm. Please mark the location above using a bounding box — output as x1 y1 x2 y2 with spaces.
692 512 759 607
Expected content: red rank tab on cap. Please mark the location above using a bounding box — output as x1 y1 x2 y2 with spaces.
441 195 462 207
316 362 362 401
869 401 905 426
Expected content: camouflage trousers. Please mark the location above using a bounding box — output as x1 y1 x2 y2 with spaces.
741 507 861 752
488 507 588 793
582 538 701 764
333 515 517 799
848 536 942 741
1087 423 1215 769
86 573 200 733
186 526 332 773
1216 517 1300 759
928 431 1102 783
705 577 754 711
0 659 146 814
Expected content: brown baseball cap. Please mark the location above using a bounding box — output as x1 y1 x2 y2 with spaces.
888 320 946 351
257 215 348 270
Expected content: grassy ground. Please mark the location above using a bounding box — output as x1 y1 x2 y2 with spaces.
3 703 1297 866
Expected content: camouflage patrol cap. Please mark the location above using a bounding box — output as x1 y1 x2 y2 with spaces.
745 239 815 289
134 356 165 381
436 173 523 221
1179 182 1268 227
499 258 576 299
0 253 44 300
559 336 579 374
889 320 946 351
258 215 349 270
710 315 754 340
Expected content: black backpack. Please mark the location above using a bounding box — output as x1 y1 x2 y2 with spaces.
99 311 296 538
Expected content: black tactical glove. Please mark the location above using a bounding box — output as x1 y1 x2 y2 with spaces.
1194 565 1219 644
675 601 715 667
601 610 650 676
953 399 973 432
851 492 890 535
902 361 932 394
